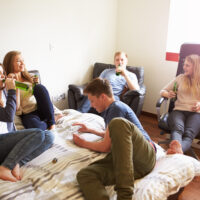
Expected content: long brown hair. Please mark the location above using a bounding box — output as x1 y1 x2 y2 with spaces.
3 51 33 83
182 54 200 97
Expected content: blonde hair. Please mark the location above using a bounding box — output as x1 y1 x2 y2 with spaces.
182 54 200 97
114 51 128 59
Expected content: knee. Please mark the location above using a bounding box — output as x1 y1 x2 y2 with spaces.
108 118 129 136
77 168 89 184
169 121 184 132
32 128 46 141
44 131 55 147
109 117 125 129
76 167 96 184
185 129 196 140
33 84 47 95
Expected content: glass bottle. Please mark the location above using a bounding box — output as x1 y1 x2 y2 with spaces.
32 75 38 94
172 82 177 101
15 81 30 91
3 79 30 91
116 64 121 76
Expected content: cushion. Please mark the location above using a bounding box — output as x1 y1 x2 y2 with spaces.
132 153 200 200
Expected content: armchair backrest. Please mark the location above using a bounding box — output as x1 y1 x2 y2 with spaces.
176 43 200 75
93 62 144 87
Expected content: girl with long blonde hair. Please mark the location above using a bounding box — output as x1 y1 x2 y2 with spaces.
160 54 200 153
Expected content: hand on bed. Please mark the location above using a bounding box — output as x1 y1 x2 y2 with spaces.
73 134 85 147
72 123 90 133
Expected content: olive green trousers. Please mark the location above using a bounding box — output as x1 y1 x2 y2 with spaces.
77 118 156 200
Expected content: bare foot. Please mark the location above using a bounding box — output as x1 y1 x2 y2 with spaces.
12 164 22 180
55 114 64 123
48 124 55 130
0 166 18 182
167 140 183 154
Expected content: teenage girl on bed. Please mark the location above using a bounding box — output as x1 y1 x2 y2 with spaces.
3 51 55 130
160 54 200 154
0 64 54 182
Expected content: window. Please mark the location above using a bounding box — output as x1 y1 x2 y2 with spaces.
166 0 200 61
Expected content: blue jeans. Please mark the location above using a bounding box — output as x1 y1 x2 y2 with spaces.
168 110 200 152
0 128 54 170
21 84 55 130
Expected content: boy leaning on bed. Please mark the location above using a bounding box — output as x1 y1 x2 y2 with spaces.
73 77 183 200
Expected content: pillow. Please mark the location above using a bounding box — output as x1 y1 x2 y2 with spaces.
132 153 200 200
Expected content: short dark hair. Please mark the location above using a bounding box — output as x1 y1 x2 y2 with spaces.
84 78 113 97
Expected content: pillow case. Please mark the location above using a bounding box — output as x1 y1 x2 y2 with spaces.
132 153 200 200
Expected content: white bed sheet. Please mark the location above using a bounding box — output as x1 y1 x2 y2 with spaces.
0 109 200 200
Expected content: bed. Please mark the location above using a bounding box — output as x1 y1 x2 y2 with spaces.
1 108 200 200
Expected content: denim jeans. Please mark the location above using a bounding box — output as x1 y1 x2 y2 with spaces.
0 128 54 170
168 110 200 152
77 118 156 200
21 84 55 130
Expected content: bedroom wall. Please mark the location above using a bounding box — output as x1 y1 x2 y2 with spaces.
117 0 178 114
0 0 178 113
0 0 117 109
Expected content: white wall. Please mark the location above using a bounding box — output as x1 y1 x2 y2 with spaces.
0 0 179 113
117 0 178 114
0 0 117 109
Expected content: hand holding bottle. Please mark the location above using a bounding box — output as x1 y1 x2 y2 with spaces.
171 82 177 101
116 64 127 76
168 90 176 98
116 64 121 76
31 74 39 84
5 78 16 90
6 73 30 91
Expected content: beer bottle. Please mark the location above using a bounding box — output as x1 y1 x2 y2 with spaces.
172 82 177 101
116 65 121 76
15 81 30 91
3 79 30 91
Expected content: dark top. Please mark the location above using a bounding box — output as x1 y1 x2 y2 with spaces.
101 101 152 142
0 89 16 132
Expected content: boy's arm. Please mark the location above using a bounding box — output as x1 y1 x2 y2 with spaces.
73 128 111 153
73 122 105 137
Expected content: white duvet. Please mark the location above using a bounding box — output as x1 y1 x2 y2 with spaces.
0 109 200 200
